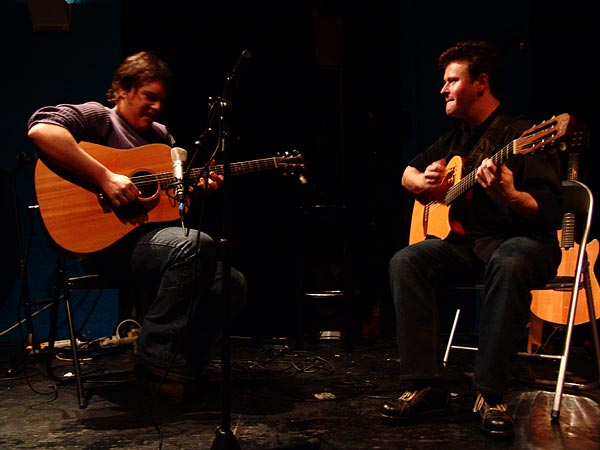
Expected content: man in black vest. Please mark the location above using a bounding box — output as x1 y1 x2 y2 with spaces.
381 41 563 438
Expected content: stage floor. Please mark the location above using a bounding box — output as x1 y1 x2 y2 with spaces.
1 333 599 450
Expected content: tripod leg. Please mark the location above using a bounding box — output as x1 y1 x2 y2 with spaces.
6 171 38 376
210 238 239 450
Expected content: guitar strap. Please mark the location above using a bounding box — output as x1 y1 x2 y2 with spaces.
462 112 515 174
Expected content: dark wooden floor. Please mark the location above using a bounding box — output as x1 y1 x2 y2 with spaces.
1 331 599 450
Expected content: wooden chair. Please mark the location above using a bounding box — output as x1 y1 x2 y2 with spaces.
443 179 600 420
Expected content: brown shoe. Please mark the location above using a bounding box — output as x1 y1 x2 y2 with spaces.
135 366 186 404
381 384 451 423
133 356 204 384
472 392 514 438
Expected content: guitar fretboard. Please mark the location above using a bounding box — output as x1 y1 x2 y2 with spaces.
444 114 570 206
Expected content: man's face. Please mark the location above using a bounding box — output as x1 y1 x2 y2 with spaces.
439 61 480 121
118 80 166 132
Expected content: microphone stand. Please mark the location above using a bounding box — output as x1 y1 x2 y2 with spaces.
210 50 251 450
211 118 238 450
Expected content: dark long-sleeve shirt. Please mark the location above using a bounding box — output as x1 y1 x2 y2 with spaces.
408 108 563 261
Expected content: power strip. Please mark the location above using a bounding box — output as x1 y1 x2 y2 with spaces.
39 339 83 349
39 334 138 350
99 335 137 347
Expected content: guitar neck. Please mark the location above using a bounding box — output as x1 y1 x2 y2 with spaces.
444 140 515 205
443 113 571 206
188 158 281 182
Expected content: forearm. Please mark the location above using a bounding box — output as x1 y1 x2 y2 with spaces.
499 189 540 220
28 123 111 187
402 165 427 195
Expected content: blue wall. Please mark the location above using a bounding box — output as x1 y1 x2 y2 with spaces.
1 0 123 343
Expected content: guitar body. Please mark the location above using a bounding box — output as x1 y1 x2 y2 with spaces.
35 141 304 254
409 155 464 245
530 237 600 325
35 142 180 254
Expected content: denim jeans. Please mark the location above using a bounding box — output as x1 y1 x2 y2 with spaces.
86 225 247 371
388 235 560 395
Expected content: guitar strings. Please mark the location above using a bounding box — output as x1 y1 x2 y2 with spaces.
420 116 563 234
422 134 523 219
125 155 302 191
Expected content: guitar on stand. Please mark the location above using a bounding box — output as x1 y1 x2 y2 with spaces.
528 127 600 352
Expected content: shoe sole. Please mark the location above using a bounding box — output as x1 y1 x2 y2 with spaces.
381 406 452 424
480 426 515 439
134 358 198 384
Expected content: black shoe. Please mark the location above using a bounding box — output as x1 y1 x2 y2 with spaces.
380 384 451 423
472 392 514 438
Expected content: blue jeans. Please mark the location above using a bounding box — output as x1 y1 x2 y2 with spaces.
388 235 560 395
86 226 247 371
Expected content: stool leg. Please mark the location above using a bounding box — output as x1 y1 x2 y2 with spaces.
56 258 87 409
443 309 461 366
45 274 61 378
63 287 87 409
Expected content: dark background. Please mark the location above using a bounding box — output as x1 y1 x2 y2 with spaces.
0 0 596 343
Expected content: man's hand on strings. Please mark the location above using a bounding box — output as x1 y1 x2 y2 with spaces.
197 161 224 192
421 158 448 191
102 172 141 207
475 157 517 206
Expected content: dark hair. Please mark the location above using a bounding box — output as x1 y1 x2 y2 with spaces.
106 51 173 104
438 41 503 99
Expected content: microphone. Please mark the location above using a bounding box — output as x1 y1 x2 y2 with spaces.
229 49 253 81
170 147 188 221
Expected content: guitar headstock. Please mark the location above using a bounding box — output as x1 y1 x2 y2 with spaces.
515 113 573 156
274 150 305 176
565 122 591 152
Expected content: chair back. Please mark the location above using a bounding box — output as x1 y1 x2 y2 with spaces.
561 179 594 248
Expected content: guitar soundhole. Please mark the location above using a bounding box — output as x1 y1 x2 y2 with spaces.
111 170 159 221
133 170 159 199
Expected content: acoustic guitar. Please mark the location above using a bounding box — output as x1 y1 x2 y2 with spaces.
530 136 600 327
409 113 572 244
34 142 304 254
